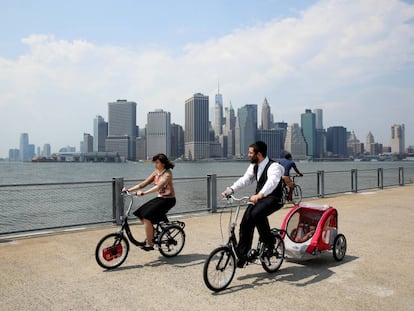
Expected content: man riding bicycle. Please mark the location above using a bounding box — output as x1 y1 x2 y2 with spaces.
222 141 284 268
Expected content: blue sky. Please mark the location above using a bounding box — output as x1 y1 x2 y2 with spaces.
1 0 413 157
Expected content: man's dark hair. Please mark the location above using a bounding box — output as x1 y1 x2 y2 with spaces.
250 141 267 157
284 152 292 160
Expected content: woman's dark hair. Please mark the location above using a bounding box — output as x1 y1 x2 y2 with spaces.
152 153 175 170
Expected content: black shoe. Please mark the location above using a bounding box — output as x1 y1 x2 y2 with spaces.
236 258 246 268
136 240 146 247
141 245 154 252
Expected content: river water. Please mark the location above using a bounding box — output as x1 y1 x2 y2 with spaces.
1 160 413 233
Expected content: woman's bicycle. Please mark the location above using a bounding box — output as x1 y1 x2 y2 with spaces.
203 195 285 292
95 191 186 269
282 175 303 205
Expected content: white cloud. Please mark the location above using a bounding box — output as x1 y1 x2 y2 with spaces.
1 0 414 157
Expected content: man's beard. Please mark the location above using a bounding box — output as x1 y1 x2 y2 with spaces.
250 156 258 164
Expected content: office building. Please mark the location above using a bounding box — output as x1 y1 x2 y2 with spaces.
314 108 323 130
261 98 271 130
257 129 285 159
42 144 51 157
146 109 171 159
347 131 364 157
106 99 137 160
83 133 93 153
365 131 375 155
224 103 236 158
93 115 108 152
284 123 307 160
171 123 184 159
214 89 223 137
301 109 317 158
236 104 257 158
185 93 210 160
327 126 348 158
390 124 405 154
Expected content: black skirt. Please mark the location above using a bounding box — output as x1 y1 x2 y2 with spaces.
133 197 176 223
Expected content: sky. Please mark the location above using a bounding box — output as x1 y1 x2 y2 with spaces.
1 0 413 158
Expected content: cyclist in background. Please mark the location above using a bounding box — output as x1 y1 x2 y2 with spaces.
279 152 303 203
222 141 284 268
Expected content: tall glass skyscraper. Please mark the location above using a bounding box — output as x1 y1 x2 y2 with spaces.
106 99 137 160
93 115 108 152
327 126 348 157
214 89 223 137
236 104 257 158
301 109 316 158
185 93 209 160
147 109 171 159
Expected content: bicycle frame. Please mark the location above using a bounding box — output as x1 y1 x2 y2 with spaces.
224 196 250 260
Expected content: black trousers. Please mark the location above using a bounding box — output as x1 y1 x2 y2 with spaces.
237 196 282 257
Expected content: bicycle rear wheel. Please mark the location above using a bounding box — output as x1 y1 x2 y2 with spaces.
95 233 129 269
203 246 236 292
158 224 185 257
261 233 285 273
292 184 302 205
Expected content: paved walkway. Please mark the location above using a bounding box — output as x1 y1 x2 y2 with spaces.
1 185 414 311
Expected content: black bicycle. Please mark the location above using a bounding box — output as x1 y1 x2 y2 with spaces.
282 175 303 205
203 195 285 292
95 191 186 269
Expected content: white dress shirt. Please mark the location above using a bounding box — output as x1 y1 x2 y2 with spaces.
230 157 284 197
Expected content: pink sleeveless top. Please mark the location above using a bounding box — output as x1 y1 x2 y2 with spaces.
153 170 173 198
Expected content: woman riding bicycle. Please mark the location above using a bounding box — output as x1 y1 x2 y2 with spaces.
222 141 284 268
123 153 176 251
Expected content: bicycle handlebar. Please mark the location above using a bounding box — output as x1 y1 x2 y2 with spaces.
225 195 251 204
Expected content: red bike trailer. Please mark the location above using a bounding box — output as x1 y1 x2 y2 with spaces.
280 203 347 261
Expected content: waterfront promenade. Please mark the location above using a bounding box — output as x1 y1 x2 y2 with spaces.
1 185 413 311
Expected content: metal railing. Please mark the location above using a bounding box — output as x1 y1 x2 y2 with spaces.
0 166 413 235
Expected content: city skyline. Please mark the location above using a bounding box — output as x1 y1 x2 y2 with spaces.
1 0 414 158
6 101 409 161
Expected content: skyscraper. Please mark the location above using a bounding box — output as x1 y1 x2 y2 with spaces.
366 131 375 155
301 109 316 158
236 104 257 158
261 98 271 130
106 99 137 160
93 115 108 152
19 133 34 161
146 109 171 158
214 87 223 137
390 124 405 154
314 108 323 129
284 123 307 160
224 103 236 158
327 126 348 157
185 93 209 160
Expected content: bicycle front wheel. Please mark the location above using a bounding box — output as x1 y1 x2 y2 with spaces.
158 224 185 257
95 233 129 269
261 234 285 273
203 246 236 292
292 184 302 205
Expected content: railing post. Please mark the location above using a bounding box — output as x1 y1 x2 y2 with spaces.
112 177 124 225
377 168 383 189
207 174 217 213
399 167 404 186
351 169 358 193
317 170 325 198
